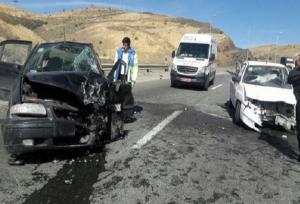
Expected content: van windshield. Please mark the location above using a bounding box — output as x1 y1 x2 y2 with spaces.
176 43 209 59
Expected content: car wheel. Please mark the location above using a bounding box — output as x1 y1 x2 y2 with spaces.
203 76 210 91
233 101 242 125
108 112 124 141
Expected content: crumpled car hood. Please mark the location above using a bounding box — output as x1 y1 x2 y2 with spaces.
24 71 107 102
244 84 296 105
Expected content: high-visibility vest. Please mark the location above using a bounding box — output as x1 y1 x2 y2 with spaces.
114 48 138 83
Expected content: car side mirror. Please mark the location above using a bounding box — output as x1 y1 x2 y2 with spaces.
209 54 215 61
171 50 175 58
232 75 240 83
236 66 240 74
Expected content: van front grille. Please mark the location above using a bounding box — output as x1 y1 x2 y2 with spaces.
177 66 198 74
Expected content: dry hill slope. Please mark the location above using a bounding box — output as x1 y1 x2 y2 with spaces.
0 4 248 65
250 44 300 62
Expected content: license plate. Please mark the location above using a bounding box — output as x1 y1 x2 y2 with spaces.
181 77 192 82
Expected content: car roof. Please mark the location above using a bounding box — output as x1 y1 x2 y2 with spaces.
246 60 286 68
38 41 92 47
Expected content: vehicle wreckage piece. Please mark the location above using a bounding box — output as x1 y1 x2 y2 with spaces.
2 41 129 156
241 99 296 132
230 61 296 132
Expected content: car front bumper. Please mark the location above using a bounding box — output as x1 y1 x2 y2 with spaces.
3 118 94 155
240 101 296 133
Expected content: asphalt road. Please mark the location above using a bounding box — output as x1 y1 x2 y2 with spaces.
1 71 300 204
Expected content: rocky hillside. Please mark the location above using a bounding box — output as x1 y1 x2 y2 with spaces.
0 3 248 65
250 44 300 62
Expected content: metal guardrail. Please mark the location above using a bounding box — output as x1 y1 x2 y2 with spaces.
101 64 169 72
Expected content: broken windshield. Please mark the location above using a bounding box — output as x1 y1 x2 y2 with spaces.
25 43 100 74
243 66 291 89
176 43 209 59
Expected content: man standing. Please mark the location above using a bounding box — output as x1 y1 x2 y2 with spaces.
114 37 138 87
113 37 138 122
288 54 300 161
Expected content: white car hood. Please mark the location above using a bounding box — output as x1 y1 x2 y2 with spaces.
173 57 208 67
244 84 296 105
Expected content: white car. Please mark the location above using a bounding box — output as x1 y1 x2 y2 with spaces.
230 61 296 132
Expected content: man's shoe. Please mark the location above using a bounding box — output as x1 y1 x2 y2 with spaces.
297 155 300 162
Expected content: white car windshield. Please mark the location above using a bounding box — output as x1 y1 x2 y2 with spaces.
243 66 291 89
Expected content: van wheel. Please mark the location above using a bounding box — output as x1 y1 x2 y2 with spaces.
203 76 209 91
210 73 216 85
171 80 177 87
233 101 242 125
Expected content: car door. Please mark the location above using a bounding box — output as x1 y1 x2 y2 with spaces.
230 63 246 107
0 40 32 100
107 59 133 107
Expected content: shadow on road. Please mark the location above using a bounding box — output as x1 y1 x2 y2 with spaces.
220 100 299 161
171 83 206 91
19 147 103 165
23 148 106 204
259 131 299 161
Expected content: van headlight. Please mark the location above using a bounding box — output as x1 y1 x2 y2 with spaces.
10 103 47 117
171 63 177 71
198 66 208 74
198 67 205 73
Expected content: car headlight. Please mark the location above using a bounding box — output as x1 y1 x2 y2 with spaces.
10 103 47 117
171 63 177 71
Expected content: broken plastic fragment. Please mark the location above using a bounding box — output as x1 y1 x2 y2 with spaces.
64 179 73 185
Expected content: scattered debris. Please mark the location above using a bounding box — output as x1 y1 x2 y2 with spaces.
64 179 73 185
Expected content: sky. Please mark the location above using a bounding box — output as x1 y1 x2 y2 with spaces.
1 0 299 48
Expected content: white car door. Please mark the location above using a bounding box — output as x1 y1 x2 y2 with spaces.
230 63 246 107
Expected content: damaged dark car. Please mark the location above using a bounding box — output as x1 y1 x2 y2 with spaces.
2 40 132 161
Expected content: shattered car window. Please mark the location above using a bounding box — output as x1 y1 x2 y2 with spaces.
25 43 100 74
0 43 29 65
176 43 209 59
243 66 291 89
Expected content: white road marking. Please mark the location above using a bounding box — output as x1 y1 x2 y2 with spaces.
132 110 183 149
211 84 223 90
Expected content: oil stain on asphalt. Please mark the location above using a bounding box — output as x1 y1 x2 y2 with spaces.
23 151 106 204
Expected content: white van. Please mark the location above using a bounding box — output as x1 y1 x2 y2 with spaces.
171 34 217 90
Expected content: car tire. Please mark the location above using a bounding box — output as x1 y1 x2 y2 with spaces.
108 112 124 141
233 101 242 125
203 76 210 91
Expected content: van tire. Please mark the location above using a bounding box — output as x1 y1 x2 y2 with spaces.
203 76 209 91
233 101 242 125
210 72 216 85
171 80 176 87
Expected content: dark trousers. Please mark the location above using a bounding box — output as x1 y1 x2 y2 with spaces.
296 103 300 150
